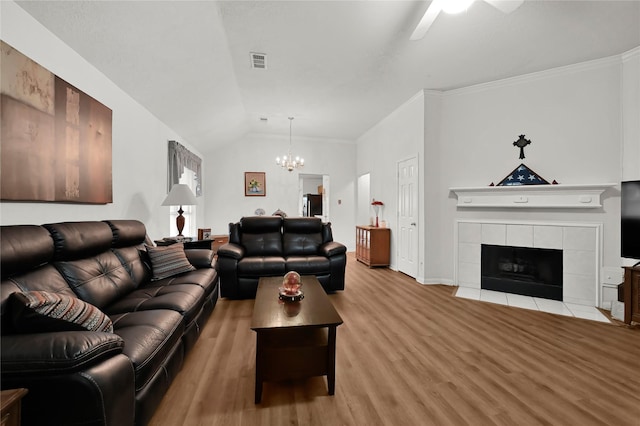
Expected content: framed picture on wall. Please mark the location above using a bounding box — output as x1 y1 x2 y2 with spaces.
245 172 266 196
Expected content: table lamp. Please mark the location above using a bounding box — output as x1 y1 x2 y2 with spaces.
162 184 197 236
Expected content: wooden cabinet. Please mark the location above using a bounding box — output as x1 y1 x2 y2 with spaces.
355 226 390 267
1 388 27 426
623 266 640 324
210 234 229 255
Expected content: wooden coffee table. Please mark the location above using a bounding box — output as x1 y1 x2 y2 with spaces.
251 276 343 403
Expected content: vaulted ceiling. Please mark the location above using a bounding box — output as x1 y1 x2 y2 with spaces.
16 1 640 152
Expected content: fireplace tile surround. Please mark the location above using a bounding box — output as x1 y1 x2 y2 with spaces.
455 288 610 323
455 220 601 307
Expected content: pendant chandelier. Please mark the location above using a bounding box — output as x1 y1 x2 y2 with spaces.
276 117 304 172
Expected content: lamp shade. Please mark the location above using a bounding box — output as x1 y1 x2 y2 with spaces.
162 184 197 206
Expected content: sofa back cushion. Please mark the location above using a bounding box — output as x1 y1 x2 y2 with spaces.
239 216 283 256
54 252 136 309
283 218 324 256
106 220 151 286
104 220 147 248
44 222 135 309
44 222 114 261
1 225 54 280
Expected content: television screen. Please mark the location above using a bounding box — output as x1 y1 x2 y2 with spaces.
621 180 640 260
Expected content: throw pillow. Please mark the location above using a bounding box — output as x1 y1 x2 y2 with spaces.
145 243 196 280
9 291 114 333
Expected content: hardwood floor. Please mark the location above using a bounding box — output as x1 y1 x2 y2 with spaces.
150 253 640 425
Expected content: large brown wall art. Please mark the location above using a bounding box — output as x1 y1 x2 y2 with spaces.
1 41 112 204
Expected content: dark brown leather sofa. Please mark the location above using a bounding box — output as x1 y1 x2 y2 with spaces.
0 220 219 426
216 216 346 299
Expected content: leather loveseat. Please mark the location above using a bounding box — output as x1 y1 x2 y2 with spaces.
216 216 346 299
0 220 219 426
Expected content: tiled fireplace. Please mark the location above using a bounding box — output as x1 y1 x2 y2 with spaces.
455 220 602 307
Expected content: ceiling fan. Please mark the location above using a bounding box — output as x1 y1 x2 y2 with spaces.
410 0 524 40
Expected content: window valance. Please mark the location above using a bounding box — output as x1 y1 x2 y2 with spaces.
167 140 202 196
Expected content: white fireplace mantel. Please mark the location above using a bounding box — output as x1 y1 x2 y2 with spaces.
450 183 616 209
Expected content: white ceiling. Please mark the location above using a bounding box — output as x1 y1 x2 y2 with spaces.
15 1 640 152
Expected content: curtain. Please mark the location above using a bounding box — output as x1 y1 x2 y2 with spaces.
167 140 202 196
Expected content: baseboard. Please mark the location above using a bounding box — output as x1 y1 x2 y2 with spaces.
417 277 454 286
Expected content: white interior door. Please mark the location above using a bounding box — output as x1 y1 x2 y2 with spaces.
397 157 418 277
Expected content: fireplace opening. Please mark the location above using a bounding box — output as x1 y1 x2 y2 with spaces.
481 244 563 301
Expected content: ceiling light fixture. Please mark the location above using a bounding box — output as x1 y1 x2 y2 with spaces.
276 117 304 172
410 0 524 40
441 0 475 14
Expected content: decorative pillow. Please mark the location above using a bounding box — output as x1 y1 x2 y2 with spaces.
145 243 196 280
9 291 113 333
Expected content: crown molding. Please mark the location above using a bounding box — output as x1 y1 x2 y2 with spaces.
622 46 640 62
445 54 624 97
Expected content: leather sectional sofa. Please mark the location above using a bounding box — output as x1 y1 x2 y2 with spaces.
0 220 219 426
216 216 347 299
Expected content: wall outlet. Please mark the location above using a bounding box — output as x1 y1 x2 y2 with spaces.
601 267 624 285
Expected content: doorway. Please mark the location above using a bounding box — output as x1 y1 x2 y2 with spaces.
357 173 371 226
299 174 330 222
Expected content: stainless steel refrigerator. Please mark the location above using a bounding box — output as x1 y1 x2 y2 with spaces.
303 194 322 217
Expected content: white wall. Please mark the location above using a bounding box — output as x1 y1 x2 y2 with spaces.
438 56 624 285
302 176 323 194
203 133 357 249
356 91 425 271
622 47 640 181
358 49 639 297
0 1 205 240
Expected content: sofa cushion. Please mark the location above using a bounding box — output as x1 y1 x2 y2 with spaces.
241 233 283 257
44 222 114 261
283 217 323 234
105 281 205 326
145 268 219 299
240 216 283 256
104 220 147 248
54 251 137 309
283 232 323 256
285 256 331 275
282 218 324 256
0 225 54 280
9 291 113 333
146 243 196 280
112 246 152 287
237 256 286 277
110 309 184 391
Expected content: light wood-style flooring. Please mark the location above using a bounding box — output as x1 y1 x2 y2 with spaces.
150 253 640 425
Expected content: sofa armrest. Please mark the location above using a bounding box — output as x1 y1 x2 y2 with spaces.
217 243 245 260
185 248 214 268
1 331 124 376
320 241 347 257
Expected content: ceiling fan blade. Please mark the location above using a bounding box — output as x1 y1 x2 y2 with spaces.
484 0 524 14
410 0 442 41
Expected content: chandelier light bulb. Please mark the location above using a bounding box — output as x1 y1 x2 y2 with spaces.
275 117 304 172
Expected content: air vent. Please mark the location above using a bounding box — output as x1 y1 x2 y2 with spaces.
250 52 267 69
